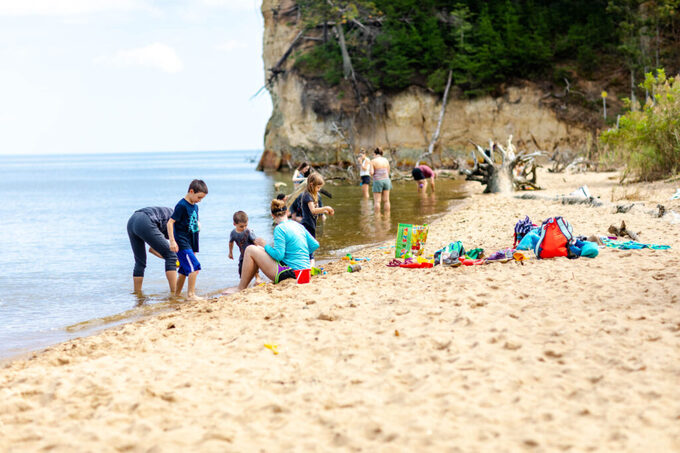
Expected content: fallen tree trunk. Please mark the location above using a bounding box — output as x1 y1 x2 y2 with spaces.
459 135 543 193
334 23 356 82
514 193 605 207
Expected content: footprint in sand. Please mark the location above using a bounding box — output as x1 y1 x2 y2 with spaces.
503 341 522 350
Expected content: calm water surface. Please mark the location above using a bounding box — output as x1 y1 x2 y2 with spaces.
0 151 466 359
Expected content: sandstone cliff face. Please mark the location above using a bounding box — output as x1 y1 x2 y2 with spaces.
260 0 595 170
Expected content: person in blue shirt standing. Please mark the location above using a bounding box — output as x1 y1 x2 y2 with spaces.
167 179 208 300
223 198 319 294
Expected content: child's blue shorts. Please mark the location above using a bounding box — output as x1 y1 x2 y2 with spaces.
177 249 201 276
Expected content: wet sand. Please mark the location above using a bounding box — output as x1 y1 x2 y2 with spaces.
1 169 679 452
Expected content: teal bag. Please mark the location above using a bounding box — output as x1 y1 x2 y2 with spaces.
433 241 465 265
580 241 599 258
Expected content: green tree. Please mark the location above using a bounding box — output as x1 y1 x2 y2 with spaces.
607 0 654 105
601 69 680 180
291 0 648 97
297 0 380 81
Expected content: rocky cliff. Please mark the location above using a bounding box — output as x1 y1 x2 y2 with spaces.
259 0 598 171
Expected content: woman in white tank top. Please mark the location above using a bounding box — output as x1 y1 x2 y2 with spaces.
358 149 372 199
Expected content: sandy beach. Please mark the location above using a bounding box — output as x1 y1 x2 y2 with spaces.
1 169 679 452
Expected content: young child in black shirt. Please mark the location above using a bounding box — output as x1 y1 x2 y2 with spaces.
229 211 263 284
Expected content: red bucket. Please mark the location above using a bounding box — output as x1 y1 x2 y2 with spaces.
294 268 310 284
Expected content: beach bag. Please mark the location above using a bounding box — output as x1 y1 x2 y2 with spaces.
433 241 465 265
534 216 574 259
395 223 429 258
513 215 536 247
517 229 540 250
568 240 599 259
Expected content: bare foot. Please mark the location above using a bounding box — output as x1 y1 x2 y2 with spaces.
221 286 239 296
186 293 205 301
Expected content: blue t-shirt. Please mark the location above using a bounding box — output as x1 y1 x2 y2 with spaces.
264 219 319 270
171 198 199 252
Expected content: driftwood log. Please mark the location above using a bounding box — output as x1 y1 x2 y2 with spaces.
608 220 639 241
548 148 596 173
515 193 605 207
460 135 542 193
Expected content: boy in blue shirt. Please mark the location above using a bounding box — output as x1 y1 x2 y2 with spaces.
168 179 208 299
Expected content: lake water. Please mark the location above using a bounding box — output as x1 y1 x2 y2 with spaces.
0 150 466 359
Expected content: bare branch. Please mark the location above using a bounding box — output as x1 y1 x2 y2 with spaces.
469 150 478 174
516 151 543 163
475 144 494 166
427 69 453 155
496 143 507 160
267 31 304 85
333 24 355 81
351 18 367 31
513 178 542 190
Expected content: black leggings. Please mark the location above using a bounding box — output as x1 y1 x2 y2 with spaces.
127 211 177 277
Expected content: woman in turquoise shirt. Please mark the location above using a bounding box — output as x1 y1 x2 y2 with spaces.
225 198 319 293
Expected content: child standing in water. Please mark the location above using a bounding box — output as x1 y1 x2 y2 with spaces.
168 179 208 300
292 162 310 185
358 149 372 199
300 173 335 244
229 211 264 284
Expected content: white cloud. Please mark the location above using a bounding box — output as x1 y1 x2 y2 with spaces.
200 0 259 11
0 0 151 16
216 39 247 52
94 43 183 73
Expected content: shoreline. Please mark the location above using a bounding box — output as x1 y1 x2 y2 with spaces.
2 169 679 451
0 189 468 365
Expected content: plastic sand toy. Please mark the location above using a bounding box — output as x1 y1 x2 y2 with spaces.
264 344 279 355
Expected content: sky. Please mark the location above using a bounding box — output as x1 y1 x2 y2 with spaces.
0 0 272 155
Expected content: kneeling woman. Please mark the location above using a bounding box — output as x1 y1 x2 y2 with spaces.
230 199 319 292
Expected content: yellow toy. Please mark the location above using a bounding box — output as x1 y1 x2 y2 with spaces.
264 344 279 355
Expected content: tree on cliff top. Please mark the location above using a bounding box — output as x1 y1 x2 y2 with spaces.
291 0 680 98
297 0 380 84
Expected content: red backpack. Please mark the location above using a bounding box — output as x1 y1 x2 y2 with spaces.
534 217 574 259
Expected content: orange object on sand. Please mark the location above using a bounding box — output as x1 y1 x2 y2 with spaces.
513 251 530 261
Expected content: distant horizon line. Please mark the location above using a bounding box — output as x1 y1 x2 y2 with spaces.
0 148 264 158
